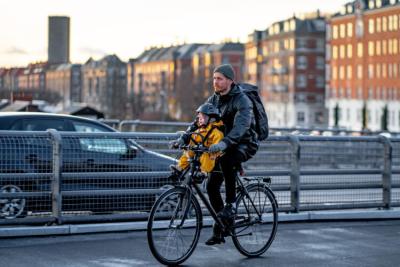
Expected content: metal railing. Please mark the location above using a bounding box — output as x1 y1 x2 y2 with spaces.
100 119 400 137
0 130 399 226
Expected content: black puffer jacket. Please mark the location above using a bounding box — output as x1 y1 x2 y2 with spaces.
187 84 259 160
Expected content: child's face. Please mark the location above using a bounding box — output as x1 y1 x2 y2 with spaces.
197 112 209 126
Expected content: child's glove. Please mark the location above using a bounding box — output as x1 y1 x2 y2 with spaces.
169 137 185 149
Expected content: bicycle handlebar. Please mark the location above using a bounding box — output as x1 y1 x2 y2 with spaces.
175 144 209 152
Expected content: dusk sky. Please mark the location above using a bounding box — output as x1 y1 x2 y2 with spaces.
0 0 350 67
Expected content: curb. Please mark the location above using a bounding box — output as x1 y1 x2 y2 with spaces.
1 208 400 237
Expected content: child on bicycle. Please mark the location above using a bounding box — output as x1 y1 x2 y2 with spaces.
169 103 224 182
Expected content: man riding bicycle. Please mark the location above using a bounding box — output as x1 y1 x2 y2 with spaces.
175 64 259 245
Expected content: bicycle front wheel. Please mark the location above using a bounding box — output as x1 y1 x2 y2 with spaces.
232 184 278 257
147 187 202 266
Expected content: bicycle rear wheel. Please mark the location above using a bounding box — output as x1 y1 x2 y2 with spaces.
232 183 278 257
147 187 202 265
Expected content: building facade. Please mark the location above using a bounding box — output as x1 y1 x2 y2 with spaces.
48 16 70 65
81 55 127 119
133 44 204 121
245 12 327 128
326 0 400 131
46 63 82 108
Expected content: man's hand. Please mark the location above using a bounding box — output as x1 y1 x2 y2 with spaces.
209 141 227 152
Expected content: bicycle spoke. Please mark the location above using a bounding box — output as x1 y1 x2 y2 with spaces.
232 184 278 257
147 187 202 265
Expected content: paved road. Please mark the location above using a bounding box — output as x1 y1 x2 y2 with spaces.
0 220 399 267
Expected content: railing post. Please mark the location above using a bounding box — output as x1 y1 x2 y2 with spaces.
48 129 63 224
379 135 392 209
288 135 300 212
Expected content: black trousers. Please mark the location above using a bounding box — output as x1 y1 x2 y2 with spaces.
206 149 246 214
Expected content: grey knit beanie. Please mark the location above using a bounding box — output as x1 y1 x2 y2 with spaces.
213 64 235 81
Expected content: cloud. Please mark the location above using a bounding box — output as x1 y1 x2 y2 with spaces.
5 46 28 55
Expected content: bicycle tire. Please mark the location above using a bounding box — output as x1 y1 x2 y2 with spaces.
147 187 202 265
232 183 278 257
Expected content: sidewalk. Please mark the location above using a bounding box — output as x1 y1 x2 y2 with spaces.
1 207 399 237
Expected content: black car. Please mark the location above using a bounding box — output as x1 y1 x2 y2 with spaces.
0 112 175 218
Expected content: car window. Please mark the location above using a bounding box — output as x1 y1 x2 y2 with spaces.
19 118 66 131
71 120 112 133
79 138 128 154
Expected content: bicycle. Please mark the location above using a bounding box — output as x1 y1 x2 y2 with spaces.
147 141 278 266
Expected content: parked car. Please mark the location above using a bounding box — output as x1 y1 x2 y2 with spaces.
0 112 175 219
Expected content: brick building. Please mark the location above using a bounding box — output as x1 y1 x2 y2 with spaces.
46 63 82 108
133 44 202 121
245 12 327 128
326 0 400 131
81 55 127 119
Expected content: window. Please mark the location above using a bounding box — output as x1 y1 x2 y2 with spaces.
332 66 338 80
376 40 381 55
340 24 346 38
333 25 338 39
339 66 345 80
316 39 324 50
368 41 375 56
316 57 324 69
296 75 307 88
382 63 387 78
357 65 363 79
382 40 387 55
71 121 111 132
79 138 128 155
297 56 307 69
340 45 345 59
369 19 375 34
20 119 66 131
297 38 307 49
357 43 363 57
368 64 374 78
316 76 324 88
377 64 381 78
347 66 352 79
297 112 305 123
377 17 381 32
333 45 338 59
383 16 387 32
347 22 353 37
315 112 324 123
347 44 353 58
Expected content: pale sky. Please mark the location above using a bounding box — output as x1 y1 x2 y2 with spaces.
0 0 350 67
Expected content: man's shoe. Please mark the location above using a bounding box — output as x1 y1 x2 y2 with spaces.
218 203 236 227
205 235 225 246
205 223 225 246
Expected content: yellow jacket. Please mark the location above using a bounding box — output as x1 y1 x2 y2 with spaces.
178 120 224 173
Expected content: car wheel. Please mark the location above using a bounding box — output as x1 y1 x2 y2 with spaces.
0 185 27 219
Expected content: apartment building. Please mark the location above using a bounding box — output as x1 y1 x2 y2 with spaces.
46 63 82 107
326 0 400 131
245 12 327 128
81 55 127 119
133 44 202 121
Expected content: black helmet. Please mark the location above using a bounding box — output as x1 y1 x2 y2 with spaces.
196 103 221 118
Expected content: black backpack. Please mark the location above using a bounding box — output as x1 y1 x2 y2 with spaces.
238 83 269 141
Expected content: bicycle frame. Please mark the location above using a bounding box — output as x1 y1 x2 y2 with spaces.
173 144 270 236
